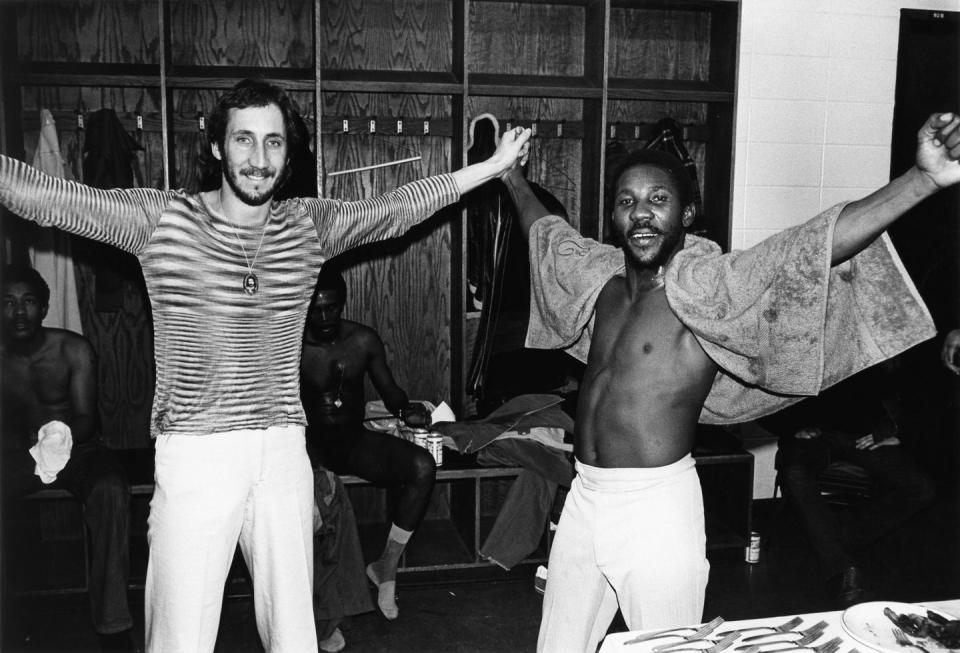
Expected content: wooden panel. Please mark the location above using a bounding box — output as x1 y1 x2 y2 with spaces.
322 92 454 408
320 0 453 73
609 8 712 81
466 96 584 229
469 2 584 77
168 0 314 68
15 0 160 65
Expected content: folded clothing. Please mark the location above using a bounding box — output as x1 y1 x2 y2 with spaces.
29 420 73 484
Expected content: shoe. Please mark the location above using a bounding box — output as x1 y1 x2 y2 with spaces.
831 565 871 607
319 627 346 653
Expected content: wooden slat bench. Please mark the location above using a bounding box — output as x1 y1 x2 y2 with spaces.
19 444 753 593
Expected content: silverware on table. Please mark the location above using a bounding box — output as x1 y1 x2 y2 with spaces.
624 617 725 646
742 621 828 644
653 632 740 653
892 627 931 653
765 636 843 653
718 617 803 638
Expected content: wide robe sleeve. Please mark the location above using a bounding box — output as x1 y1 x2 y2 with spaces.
524 215 623 362
667 203 936 424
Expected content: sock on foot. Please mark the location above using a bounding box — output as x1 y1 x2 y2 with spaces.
366 562 399 620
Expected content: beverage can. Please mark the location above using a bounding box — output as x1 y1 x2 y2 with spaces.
427 433 443 466
745 531 761 563
411 428 429 449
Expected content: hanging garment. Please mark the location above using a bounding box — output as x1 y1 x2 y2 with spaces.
82 109 146 312
29 109 84 333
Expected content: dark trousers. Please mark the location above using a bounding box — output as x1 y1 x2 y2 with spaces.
777 433 936 579
2 441 133 634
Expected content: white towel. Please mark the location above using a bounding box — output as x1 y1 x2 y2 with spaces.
29 420 73 484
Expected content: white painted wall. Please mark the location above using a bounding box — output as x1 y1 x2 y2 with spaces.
732 0 960 250
732 0 960 498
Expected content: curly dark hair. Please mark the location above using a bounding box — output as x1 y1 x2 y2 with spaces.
207 78 302 154
607 148 697 210
2 265 50 306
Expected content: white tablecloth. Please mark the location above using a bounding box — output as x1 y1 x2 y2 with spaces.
599 600 960 653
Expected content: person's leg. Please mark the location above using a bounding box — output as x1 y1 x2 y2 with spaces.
537 468 620 653
238 425 317 653
778 436 850 579
338 429 436 619
55 442 133 635
144 431 254 653
841 443 936 552
601 458 710 631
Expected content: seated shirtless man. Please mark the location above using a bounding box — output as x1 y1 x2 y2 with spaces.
300 266 435 634
501 112 960 652
1 265 135 652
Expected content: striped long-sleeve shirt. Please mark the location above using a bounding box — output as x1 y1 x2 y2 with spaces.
0 155 460 437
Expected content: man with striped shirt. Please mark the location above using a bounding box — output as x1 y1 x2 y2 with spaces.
0 78 531 653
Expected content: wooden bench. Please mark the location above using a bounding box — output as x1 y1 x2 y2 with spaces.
19 443 753 593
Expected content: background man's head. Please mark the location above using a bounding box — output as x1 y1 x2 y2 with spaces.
2 265 50 343
207 79 302 204
308 267 348 339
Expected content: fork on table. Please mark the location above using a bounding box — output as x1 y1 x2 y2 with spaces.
625 616 726 645
765 636 843 653
717 617 803 638
652 632 741 653
734 630 822 651
892 627 931 653
741 621 828 644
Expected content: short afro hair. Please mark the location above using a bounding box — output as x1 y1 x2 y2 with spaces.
2 265 50 306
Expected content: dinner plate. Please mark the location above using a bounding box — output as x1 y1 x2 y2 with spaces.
841 601 957 653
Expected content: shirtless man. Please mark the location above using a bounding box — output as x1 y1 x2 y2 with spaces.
300 266 434 631
501 112 960 652
1 265 135 652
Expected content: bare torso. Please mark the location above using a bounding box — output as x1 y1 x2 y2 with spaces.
300 321 371 429
575 277 718 468
1 329 92 450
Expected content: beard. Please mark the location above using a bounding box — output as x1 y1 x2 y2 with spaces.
621 224 685 270
222 159 287 206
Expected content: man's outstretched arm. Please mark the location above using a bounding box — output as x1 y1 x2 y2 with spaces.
832 112 960 264
500 167 552 240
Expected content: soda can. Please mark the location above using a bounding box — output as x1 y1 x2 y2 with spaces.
745 531 761 563
411 428 429 450
427 433 443 466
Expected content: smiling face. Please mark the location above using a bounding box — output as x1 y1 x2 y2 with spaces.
212 104 288 206
2 280 48 344
611 163 695 269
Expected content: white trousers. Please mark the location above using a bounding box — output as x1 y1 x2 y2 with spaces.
538 455 710 653
145 425 317 653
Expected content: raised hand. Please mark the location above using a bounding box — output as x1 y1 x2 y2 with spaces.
916 112 960 189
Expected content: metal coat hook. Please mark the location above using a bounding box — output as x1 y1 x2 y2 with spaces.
342 116 349 133
134 91 145 134
396 117 404 134
423 116 431 135
196 111 205 132
76 101 85 131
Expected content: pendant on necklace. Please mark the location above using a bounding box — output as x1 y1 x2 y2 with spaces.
243 272 259 295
